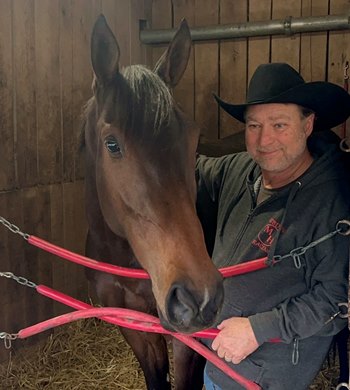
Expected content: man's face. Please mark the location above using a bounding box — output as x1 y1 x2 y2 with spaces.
245 103 314 173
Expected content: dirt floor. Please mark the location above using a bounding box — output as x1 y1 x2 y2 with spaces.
0 318 343 389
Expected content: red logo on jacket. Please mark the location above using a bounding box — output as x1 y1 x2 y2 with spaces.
252 218 286 253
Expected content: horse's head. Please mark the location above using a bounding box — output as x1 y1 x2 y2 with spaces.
85 15 223 333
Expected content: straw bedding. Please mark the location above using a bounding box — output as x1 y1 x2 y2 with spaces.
0 318 342 389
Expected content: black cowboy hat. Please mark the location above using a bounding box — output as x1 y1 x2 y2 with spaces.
214 63 350 131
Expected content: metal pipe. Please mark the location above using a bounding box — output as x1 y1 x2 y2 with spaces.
140 14 350 44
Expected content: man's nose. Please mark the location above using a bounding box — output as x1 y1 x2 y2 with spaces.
258 126 274 147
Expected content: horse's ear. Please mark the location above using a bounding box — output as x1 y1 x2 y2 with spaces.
91 14 120 84
154 19 192 88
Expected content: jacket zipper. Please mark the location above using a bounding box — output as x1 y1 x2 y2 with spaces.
224 182 278 267
224 209 255 267
292 338 299 365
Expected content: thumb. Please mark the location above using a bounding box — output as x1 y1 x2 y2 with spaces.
217 321 225 330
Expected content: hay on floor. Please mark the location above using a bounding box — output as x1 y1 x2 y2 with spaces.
0 318 342 389
0 319 146 390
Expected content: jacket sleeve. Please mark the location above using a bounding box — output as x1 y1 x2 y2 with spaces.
196 154 237 255
249 222 349 345
196 154 232 202
196 152 249 202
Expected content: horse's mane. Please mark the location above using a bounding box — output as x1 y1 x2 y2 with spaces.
122 65 174 136
79 65 175 149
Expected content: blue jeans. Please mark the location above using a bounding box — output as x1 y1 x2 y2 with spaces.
204 369 223 390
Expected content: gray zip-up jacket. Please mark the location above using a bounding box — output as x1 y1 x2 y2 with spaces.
196 132 350 389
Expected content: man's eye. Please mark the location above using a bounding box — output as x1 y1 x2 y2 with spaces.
247 123 260 130
104 137 123 157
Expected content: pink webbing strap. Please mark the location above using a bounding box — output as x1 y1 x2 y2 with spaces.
28 235 269 279
220 257 269 277
28 235 149 279
36 285 261 390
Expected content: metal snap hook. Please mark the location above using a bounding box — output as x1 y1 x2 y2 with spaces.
336 220 350 236
340 138 350 152
338 302 348 319
344 62 349 80
336 383 350 390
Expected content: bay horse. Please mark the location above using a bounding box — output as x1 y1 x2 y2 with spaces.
82 15 224 390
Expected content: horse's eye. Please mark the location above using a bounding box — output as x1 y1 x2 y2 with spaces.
104 137 123 157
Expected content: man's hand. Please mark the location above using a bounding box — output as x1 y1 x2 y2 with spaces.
211 317 259 364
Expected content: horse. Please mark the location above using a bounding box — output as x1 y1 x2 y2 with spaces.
81 15 224 390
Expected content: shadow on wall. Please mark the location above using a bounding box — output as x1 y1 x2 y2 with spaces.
198 131 246 157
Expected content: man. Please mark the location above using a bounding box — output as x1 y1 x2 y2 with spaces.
196 63 350 389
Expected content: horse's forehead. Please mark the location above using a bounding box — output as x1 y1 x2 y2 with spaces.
98 66 182 140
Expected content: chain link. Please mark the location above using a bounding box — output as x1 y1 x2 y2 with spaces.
0 272 37 288
336 219 350 236
0 216 29 240
273 225 343 267
339 138 350 153
0 271 36 349
336 383 350 390
0 332 18 349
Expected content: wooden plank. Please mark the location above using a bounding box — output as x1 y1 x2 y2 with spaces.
0 0 15 191
101 0 133 70
115 0 132 68
13 0 38 188
143 0 153 67
219 0 248 139
72 0 102 180
101 0 118 36
4 191 27 338
194 0 219 141
270 0 301 70
0 192 10 309
63 181 88 301
60 0 75 182
130 0 147 65
150 0 172 69
49 183 68 315
247 0 272 81
34 0 62 184
328 0 350 137
0 191 14 362
173 0 196 120
0 304 12 362
22 186 53 332
300 0 328 81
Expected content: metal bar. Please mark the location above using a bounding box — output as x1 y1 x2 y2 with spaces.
140 14 350 44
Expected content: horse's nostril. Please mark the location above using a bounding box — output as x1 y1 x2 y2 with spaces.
167 284 198 328
200 284 224 323
166 282 223 330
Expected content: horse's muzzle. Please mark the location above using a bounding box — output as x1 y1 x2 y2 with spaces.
162 278 224 333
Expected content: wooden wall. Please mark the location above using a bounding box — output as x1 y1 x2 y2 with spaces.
0 0 349 362
0 0 151 361
150 0 350 155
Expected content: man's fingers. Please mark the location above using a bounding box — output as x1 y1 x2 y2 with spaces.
224 354 232 362
230 355 247 364
211 338 219 351
217 348 225 359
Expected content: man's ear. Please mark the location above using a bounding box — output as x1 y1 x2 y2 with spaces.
304 113 315 136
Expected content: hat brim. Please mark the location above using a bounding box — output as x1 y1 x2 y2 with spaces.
214 82 350 131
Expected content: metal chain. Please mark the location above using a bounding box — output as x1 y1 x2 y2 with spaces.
336 383 350 390
0 216 29 240
336 220 350 236
0 332 18 349
0 272 37 288
0 272 36 349
273 221 350 268
339 138 350 152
